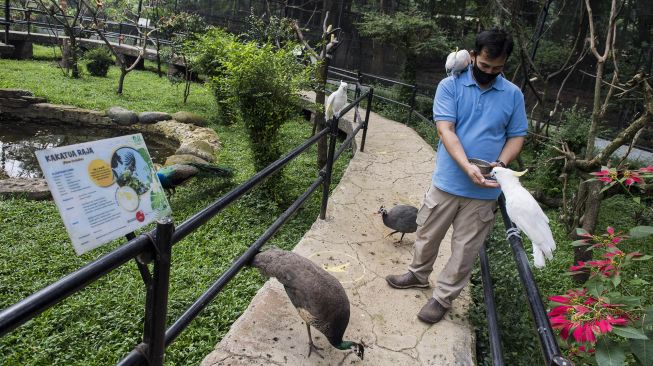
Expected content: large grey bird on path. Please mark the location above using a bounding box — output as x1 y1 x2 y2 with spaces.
378 205 418 243
251 248 365 360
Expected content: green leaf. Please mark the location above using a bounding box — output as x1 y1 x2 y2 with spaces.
629 278 650 286
587 278 608 297
611 326 649 339
630 331 653 366
596 337 626 366
611 274 621 288
633 255 653 261
632 196 641 204
607 294 641 307
571 239 590 247
576 228 591 237
629 226 653 239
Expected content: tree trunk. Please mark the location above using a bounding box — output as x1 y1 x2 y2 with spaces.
584 59 605 159
315 58 328 169
69 35 79 78
117 68 127 94
571 179 602 282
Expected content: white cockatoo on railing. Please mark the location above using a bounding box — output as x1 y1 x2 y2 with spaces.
325 81 348 121
445 48 471 77
491 167 556 268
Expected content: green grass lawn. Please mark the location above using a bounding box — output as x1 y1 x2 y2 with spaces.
0 57 351 365
1 47 215 121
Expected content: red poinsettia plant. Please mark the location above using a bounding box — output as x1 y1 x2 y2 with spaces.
549 166 653 365
548 226 653 365
588 165 653 201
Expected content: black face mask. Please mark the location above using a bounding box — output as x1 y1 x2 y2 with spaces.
472 59 501 85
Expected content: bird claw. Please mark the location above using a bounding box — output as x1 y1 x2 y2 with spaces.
307 342 324 359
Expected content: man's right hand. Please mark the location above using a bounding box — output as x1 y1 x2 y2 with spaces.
466 163 500 188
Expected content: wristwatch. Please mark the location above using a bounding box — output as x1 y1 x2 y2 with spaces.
495 159 506 168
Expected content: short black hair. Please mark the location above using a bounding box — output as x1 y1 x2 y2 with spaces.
474 28 513 59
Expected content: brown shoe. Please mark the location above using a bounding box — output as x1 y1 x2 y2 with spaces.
385 272 429 289
417 298 448 324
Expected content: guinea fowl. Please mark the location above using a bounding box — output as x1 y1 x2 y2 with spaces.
378 205 418 242
251 248 365 360
156 162 233 196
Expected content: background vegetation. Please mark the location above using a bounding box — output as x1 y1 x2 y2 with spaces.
0 47 351 365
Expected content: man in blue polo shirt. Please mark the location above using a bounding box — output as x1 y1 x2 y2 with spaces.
386 28 528 324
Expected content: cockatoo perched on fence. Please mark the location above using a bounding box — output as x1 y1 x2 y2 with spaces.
445 48 471 77
491 167 556 268
325 81 348 121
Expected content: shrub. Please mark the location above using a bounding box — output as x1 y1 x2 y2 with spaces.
84 47 113 77
194 30 311 170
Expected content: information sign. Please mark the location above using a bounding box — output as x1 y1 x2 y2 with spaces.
36 134 171 255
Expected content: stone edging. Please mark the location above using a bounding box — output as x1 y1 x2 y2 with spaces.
0 88 220 200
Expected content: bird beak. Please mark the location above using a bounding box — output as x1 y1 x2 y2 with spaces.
512 169 528 177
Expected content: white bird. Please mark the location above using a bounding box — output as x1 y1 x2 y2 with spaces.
325 81 348 120
445 48 471 77
490 167 556 268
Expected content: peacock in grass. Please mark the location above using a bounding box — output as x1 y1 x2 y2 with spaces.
155 162 233 196
251 248 365 360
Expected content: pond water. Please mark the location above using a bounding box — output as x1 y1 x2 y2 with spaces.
0 120 178 178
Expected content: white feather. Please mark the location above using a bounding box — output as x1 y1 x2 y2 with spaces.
445 49 471 77
491 167 556 268
325 81 348 120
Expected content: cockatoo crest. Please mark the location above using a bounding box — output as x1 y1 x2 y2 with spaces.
491 167 556 268
445 48 471 77
325 81 348 120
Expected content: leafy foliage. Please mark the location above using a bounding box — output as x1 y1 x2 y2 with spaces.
357 7 452 83
191 29 312 173
0 57 351 365
84 47 114 77
243 10 295 48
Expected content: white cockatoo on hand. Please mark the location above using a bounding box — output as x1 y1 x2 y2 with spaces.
325 81 348 121
491 167 556 268
445 48 471 77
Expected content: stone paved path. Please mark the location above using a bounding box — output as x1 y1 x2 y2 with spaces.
201 104 475 366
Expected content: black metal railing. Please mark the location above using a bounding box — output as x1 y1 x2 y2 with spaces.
327 66 435 126
477 194 573 366
0 87 374 365
2 5 174 49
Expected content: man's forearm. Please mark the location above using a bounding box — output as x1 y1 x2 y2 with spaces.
438 128 471 171
497 137 525 166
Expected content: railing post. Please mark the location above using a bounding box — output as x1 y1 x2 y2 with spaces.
319 116 339 220
360 87 373 152
26 10 31 35
118 22 123 45
478 241 504 366
497 194 573 366
406 85 417 125
4 0 9 43
142 217 174 366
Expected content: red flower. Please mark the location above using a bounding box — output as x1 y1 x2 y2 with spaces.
622 170 643 186
548 289 632 346
591 168 617 183
637 165 653 173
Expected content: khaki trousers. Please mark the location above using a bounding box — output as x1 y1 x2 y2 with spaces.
408 186 496 308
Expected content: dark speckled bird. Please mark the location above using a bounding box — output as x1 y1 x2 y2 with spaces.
378 205 418 242
251 248 365 360
156 163 233 196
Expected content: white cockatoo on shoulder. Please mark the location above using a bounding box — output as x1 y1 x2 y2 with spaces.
491 167 556 268
325 81 348 120
445 48 471 77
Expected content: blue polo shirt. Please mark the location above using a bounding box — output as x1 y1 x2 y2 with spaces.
432 66 528 200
